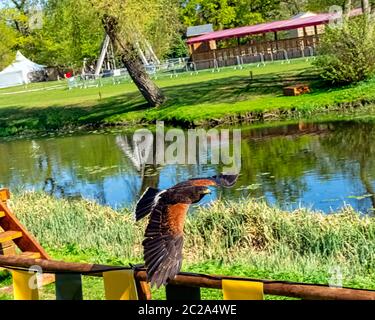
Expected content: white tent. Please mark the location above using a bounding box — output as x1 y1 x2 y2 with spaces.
0 51 45 89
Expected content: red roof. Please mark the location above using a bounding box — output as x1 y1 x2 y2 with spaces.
187 9 362 44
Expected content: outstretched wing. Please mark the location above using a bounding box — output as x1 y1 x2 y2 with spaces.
140 174 238 287
174 174 238 189
135 187 161 221
143 201 189 288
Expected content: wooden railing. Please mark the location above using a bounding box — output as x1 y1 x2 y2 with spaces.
1 255 375 300
0 189 55 290
0 188 49 259
191 35 320 67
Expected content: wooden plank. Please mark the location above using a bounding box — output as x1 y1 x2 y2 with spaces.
283 87 298 96
222 280 264 300
18 252 41 259
0 231 22 243
0 241 16 255
0 274 55 295
0 201 50 259
55 273 83 300
41 274 56 286
283 84 310 96
135 280 152 300
0 241 16 272
103 270 139 300
166 284 201 300
0 189 10 202
12 270 39 300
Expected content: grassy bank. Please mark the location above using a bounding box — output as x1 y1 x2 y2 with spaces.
1 192 374 300
2 59 375 137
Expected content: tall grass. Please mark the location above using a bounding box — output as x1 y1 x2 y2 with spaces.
186 201 375 277
10 192 144 261
8 192 375 287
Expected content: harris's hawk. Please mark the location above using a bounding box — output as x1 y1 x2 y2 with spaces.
135 174 238 288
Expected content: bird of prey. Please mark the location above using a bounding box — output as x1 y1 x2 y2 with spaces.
135 174 238 288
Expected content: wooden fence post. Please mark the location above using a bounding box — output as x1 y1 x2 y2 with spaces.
103 270 139 300
12 270 39 300
166 284 201 300
135 279 152 300
55 273 83 300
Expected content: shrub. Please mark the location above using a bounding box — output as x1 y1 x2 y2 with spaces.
314 17 375 85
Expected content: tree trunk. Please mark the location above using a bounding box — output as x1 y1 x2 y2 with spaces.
102 15 166 108
344 0 352 20
120 49 166 107
360 0 371 31
361 0 371 16
359 159 375 210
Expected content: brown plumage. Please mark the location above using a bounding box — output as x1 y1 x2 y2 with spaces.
135 174 238 288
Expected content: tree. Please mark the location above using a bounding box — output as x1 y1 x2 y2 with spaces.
4 0 31 34
1 0 104 70
89 0 179 107
2 0 178 107
279 1 309 16
1 0 47 35
102 15 166 107
35 0 104 69
319 121 375 209
0 19 18 70
305 0 375 12
314 15 375 84
165 34 189 58
180 0 276 30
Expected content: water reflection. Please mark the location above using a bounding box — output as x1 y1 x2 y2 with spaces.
0 120 374 213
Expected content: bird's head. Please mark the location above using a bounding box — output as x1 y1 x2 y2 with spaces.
192 186 211 203
167 186 211 204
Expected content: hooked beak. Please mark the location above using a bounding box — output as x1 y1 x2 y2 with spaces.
203 188 211 195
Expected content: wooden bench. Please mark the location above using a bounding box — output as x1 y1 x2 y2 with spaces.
283 84 310 96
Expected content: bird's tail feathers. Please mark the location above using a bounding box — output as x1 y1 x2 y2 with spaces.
135 187 160 221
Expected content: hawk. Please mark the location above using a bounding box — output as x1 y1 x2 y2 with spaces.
135 174 238 288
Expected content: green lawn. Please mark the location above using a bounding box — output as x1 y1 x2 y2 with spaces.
1 58 375 137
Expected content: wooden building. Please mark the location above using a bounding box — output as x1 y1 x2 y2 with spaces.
186 9 362 69
186 24 218 60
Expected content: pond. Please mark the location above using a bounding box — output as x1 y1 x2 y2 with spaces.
0 119 374 214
